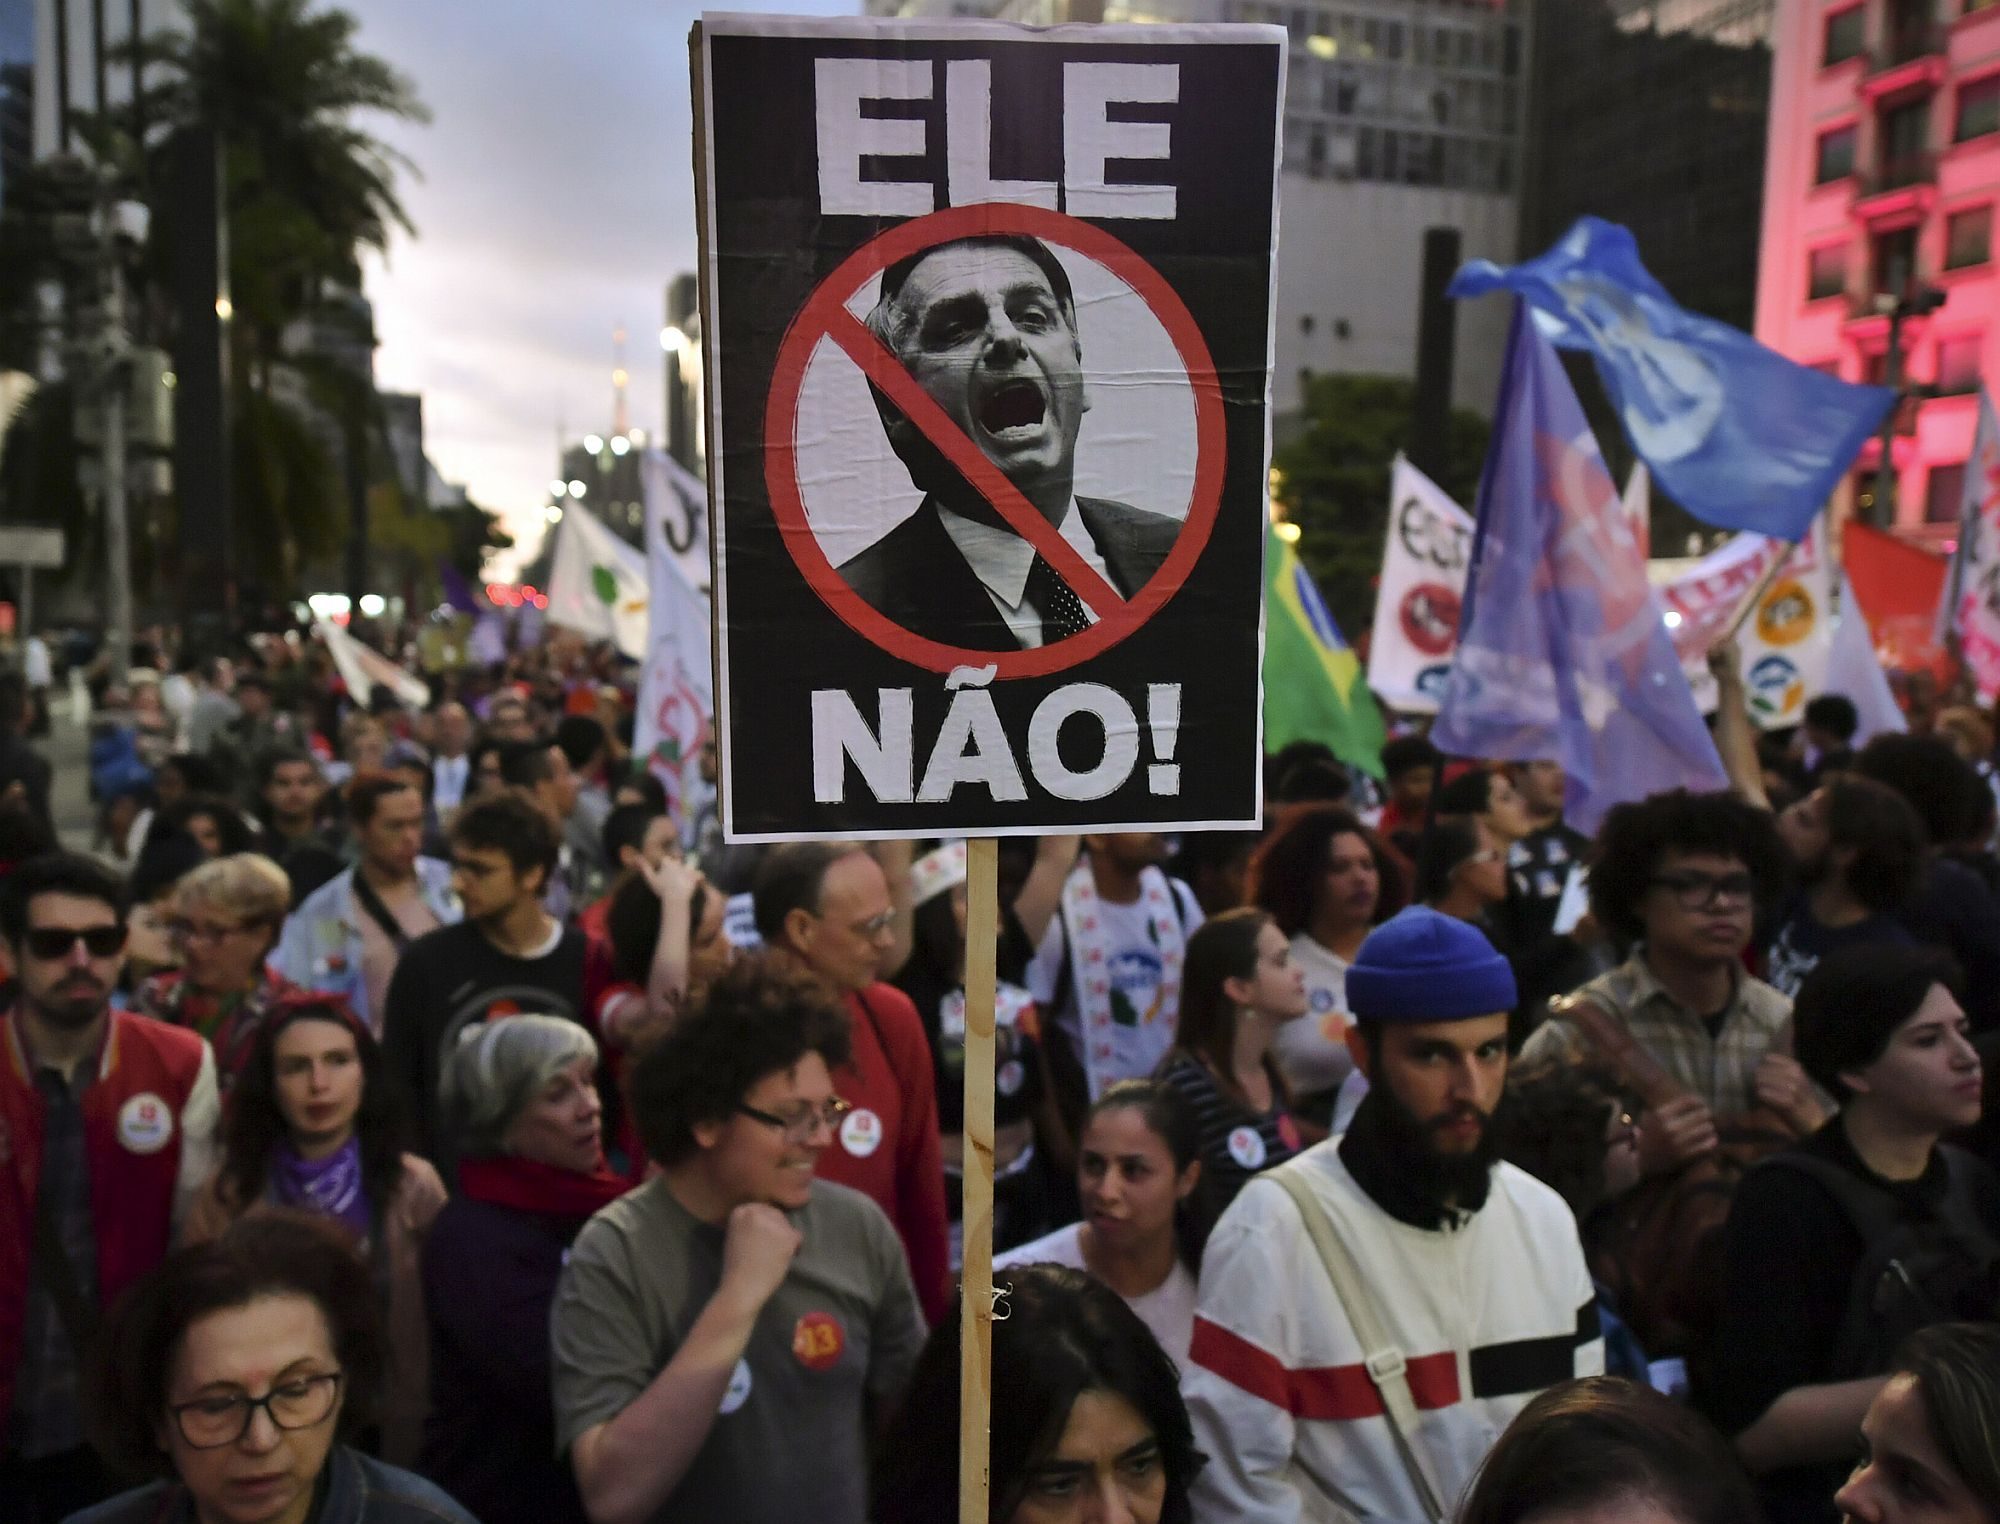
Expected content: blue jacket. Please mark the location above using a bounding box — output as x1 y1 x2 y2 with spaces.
273 859 461 1033
63 1445 477 1524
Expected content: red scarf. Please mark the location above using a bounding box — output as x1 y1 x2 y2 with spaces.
457 1154 630 1219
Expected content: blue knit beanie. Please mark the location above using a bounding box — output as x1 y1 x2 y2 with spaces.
1345 906 1517 1023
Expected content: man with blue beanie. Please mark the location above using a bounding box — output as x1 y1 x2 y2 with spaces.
1184 907 1603 1524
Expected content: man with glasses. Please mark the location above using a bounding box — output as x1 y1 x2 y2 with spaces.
552 958 924 1524
1522 789 1827 1178
0 853 220 1522
753 843 948 1325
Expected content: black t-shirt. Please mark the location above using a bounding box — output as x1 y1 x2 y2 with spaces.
1902 857 2000 1035
382 920 592 1158
1706 1118 2000 1524
1763 898 1914 999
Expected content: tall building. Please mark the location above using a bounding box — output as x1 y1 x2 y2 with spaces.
1755 0 2000 537
0 0 30 211
1523 0 1774 332
31 0 177 159
860 0 1528 425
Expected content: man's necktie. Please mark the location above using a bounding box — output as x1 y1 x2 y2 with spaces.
1024 554 1092 644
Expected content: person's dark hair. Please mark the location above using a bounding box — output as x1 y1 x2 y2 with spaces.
750 840 856 944
602 802 664 872
129 829 207 906
0 801 58 873
159 752 229 797
344 770 417 828
0 670 25 734
255 746 320 792
1457 1375 1760 1524
553 715 607 773
611 767 668 815
1586 789 1786 946
1088 1078 1209 1273
1248 804 1401 938
1495 1058 1630 1222
1819 774 1926 913
1413 814 1485 905
1166 829 1262 909
1888 1324 2000 1514
1266 739 1341 796
1794 942 1967 1103
496 738 556 791
449 793 559 885
605 871 714 986
1171 909 1289 1114
1273 753 1353 805
1856 732 1993 848
1380 734 1441 783
873 1262 1204 1524
87 1211 386 1480
628 954 851 1166
1434 767 1500 818
219 997 409 1223
0 850 125 943
159 794 259 857
1804 694 1860 743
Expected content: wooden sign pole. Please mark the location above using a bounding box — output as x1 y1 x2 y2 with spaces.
959 837 999 1524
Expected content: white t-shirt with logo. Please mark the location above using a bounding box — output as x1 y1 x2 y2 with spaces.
1026 879 1203 1084
996 1221 1196 1369
1271 933 1354 1097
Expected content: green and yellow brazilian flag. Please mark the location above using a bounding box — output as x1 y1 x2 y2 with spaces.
1262 521 1386 777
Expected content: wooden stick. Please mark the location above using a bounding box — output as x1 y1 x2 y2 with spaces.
959 838 999 1524
1719 538 1801 646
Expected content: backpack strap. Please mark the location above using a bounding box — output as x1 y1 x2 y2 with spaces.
1549 993 1693 1111
1269 1161 1450 1524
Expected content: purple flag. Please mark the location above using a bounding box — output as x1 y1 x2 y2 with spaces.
438 560 482 615
1432 304 1727 834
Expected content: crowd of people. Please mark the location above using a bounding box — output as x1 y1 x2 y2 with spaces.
0 620 1998 1524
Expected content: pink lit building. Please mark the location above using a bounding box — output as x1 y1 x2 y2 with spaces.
1754 0 2000 537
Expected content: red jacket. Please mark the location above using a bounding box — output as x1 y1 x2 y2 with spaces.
0 1008 219 1415
816 983 950 1325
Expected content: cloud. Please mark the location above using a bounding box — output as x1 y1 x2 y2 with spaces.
345 0 851 571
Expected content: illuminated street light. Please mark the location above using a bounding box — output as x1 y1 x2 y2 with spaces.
546 506 564 524
610 436 630 456
567 479 587 498
584 434 604 454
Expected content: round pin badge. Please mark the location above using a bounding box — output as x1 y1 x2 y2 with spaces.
997 1060 1026 1097
1226 1125 1267 1171
839 1107 884 1158
792 1311 846 1372
117 1092 175 1155
719 1358 753 1414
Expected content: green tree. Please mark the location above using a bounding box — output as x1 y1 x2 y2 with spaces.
1273 374 1490 640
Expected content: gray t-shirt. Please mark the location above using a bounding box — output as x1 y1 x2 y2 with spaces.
550 1176 926 1524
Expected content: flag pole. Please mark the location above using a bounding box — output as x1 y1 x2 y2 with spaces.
1720 536 1803 645
959 837 998 1524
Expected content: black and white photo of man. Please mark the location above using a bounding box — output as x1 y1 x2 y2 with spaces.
837 234 1182 651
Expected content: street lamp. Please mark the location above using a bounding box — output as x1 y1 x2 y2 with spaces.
1871 282 1947 528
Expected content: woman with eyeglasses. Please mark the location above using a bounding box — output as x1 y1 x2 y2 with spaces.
182 996 443 1467
135 853 303 1085
70 1211 476 1524
1415 814 1511 927
421 1016 630 1524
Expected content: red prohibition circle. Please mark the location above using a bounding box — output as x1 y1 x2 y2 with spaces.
764 202 1228 678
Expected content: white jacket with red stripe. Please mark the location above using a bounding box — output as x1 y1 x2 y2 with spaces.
1182 1140 1603 1524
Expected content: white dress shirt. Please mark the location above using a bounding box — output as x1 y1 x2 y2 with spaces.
432 752 470 815
935 498 1111 649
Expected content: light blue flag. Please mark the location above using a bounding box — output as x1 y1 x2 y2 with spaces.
1433 304 1729 835
1450 217 1894 544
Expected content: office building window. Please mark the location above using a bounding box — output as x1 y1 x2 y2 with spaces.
1808 244 1848 300
1927 462 1968 522
1824 6 1866 65
1935 333 1984 394
1956 75 2000 141
1946 206 1992 268
1816 124 1858 182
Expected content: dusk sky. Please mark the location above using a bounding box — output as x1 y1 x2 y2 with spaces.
345 0 852 574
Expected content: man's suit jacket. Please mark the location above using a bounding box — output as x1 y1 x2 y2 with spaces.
835 496 1181 651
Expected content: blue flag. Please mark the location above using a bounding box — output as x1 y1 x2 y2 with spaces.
1450 217 1893 544
1432 305 1728 835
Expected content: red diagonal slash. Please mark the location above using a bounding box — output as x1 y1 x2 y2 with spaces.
823 306 1128 617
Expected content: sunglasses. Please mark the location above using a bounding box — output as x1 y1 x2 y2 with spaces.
23 925 127 960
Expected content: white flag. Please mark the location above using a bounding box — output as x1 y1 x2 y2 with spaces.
1367 455 1476 713
315 619 431 710
1828 574 1907 746
547 503 649 659
635 484 715 822
1937 388 2000 700
640 448 711 594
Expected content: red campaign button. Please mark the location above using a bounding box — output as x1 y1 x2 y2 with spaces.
792 1310 846 1372
764 202 1228 678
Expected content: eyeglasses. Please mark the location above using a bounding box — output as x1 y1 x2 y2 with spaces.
849 910 896 939
1649 870 1756 911
1456 849 1505 870
169 1371 343 1449
736 1097 854 1144
22 926 126 960
170 919 255 945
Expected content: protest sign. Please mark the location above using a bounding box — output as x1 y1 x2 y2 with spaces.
1937 388 2000 700
1665 523 1832 727
634 481 715 821
1368 455 1475 713
696 16 1283 841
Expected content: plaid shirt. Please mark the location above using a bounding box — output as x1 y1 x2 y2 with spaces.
1521 952 1793 1117
6 1060 96 1459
